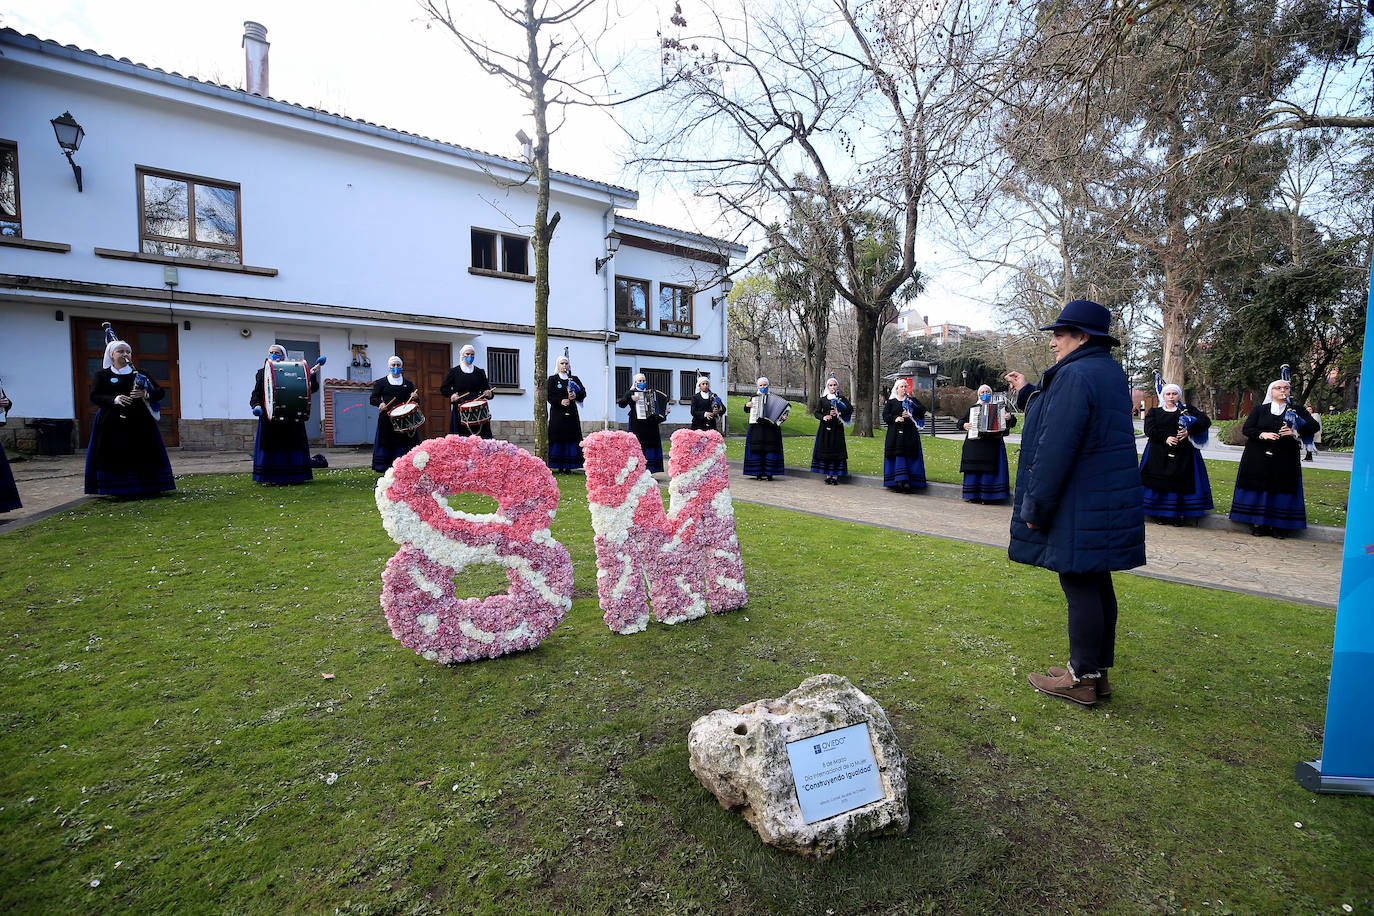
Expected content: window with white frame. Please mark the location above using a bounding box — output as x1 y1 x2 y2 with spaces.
471 229 530 276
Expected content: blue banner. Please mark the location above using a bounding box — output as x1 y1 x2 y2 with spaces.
1299 236 1374 794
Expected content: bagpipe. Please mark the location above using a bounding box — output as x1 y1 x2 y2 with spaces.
1278 364 1313 453
1154 369 1208 450
901 395 925 431
101 321 160 421
823 393 853 425
0 376 9 426
562 347 583 401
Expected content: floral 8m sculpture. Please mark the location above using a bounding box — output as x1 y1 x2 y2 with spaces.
375 436 573 664
583 428 747 634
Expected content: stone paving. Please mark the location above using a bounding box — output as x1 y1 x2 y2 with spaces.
0 443 1347 609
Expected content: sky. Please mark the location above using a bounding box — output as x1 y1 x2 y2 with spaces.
1 0 1001 329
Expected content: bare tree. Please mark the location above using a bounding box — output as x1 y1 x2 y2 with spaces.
420 0 625 459
767 194 839 413
631 0 1029 435
727 273 781 383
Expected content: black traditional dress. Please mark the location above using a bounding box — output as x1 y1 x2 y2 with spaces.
250 367 320 485
810 395 851 479
882 397 927 490
956 405 1016 502
441 365 493 438
690 392 724 432
1139 405 1213 519
618 387 665 473
0 443 20 513
743 393 785 479
546 373 587 471
84 368 175 497
1229 402 1315 531
369 375 420 473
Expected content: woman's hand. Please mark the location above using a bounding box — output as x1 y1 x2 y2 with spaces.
450 393 460 403
115 394 134 407
1167 435 1180 446
1260 431 1280 441
1005 371 1025 391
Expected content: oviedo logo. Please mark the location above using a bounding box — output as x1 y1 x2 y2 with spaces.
813 736 847 754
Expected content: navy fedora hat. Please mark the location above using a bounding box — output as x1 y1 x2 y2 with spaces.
1040 299 1119 347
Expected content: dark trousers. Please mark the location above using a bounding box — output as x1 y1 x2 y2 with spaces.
1059 571 1118 677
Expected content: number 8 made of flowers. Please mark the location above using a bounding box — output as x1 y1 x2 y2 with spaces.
375 435 574 664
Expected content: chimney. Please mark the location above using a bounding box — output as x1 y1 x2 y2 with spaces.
242 22 269 97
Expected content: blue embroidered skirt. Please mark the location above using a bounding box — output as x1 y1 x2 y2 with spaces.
883 455 927 490
548 440 584 471
253 419 312 485
743 424 784 477
961 448 1010 501
1229 482 1306 530
1142 450 1213 518
0 444 20 512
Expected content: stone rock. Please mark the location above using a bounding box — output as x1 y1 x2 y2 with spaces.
687 673 908 859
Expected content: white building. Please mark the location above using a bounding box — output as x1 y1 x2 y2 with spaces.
896 310 972 345
0 25 744 452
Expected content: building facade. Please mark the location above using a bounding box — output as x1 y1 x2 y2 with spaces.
0 27 744 452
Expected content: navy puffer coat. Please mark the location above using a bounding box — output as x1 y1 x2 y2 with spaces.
1009 344 1146 574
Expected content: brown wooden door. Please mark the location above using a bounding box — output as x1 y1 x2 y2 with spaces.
72 317 181 447
395 340 453 442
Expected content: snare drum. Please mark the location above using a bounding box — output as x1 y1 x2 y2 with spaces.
263 358 312 422
388 401 425 435
457 398 491 432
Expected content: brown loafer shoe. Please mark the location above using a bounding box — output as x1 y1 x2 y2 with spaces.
1049 665 1110 699
1028 668 1098 706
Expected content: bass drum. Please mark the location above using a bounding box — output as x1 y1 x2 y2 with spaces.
264 358 312 422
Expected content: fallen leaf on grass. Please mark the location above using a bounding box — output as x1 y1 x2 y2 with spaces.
415 780 432 787
322 673 335 680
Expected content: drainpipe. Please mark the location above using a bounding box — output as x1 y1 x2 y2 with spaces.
601 202 616 429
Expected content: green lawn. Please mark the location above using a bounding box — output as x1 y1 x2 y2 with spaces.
0 470 1368 915
722 405 1351 528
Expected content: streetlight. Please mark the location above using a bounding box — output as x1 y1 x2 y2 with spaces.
594 231 622 274
928 361 940 439
50 111 85 192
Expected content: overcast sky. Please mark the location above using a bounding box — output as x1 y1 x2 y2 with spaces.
2 0 1000 329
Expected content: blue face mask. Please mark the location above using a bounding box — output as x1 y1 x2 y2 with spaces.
759 386 769 394
636 381 646 390
269 352 284 362
979 392 991 403
390 367 402 377
463 354 475 366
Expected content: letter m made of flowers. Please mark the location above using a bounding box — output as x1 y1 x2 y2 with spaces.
582 429 747 634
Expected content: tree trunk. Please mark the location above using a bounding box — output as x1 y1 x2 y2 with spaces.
526 0 552 462
851 307 879 436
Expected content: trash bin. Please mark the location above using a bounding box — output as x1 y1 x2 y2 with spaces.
33 418 76 456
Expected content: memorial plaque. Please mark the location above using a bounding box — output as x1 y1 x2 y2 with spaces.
786 722 885 824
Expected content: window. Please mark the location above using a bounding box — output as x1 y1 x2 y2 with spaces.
488 347 521 388
643 368 672 399
679 370 699 401
471 229 530 276
1 141 21 237
138 167 241 263
615 365 632 395
615 277 649 330
659 284 694 334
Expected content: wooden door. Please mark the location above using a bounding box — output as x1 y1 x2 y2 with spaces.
395 340 453 441
72 317 180 447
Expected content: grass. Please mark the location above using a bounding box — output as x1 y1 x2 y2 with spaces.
721 400 1351 528
1 469 1370 915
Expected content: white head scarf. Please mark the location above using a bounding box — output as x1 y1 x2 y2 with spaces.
459 344 477 373
556 357 570 379
888 379 909 401
697 375 711 392
387 356 405 385
756 377 769 389
103 339 132 371
1160 384 1183 411
1262 379 1290 406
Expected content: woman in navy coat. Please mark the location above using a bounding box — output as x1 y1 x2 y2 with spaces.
1007 300 1145 707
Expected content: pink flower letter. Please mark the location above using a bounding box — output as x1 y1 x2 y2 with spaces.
582 428 746 634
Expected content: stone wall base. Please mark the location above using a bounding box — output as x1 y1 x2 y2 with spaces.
179 418 260 452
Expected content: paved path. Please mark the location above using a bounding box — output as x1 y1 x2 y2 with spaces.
1 445 1346 609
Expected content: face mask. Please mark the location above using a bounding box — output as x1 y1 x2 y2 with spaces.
759 386 768 394
269 352 284 362
463 354 475 366
979 392 991 403
390 367 402 377
636 381 646 390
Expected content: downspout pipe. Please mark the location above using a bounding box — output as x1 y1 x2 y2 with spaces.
602 202 616 429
